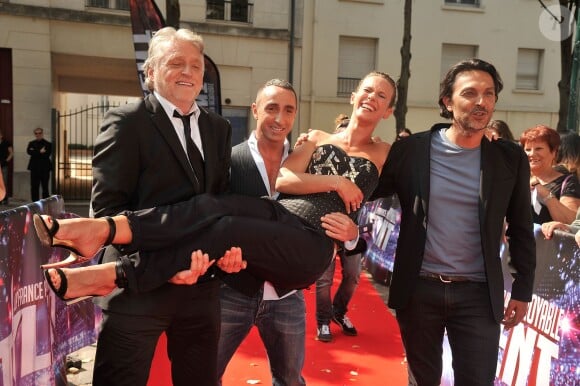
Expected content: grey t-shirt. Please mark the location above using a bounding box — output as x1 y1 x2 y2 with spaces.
421 128 486 281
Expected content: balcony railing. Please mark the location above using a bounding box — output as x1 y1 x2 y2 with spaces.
337 77 361 97
207 1 254 24
86 0 129 11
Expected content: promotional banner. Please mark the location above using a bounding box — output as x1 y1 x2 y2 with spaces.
0 197 100 386
360 196 580 385
359 195 401 284
129 0 222 114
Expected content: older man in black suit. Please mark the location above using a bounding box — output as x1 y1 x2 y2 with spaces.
90 27 233 386
372 59 536 385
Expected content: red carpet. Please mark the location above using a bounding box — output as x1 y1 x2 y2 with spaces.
147 272 408 385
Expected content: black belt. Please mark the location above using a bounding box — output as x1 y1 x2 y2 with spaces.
420 272 471 283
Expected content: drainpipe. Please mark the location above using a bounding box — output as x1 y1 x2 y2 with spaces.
309 0 317 132
289 0 295 85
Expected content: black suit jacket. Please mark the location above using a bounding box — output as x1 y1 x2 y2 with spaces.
27 139 52 172
221 141 269 296
91 93 231 315
372 123 536 323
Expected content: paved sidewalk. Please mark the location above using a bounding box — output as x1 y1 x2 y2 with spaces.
66 344 97 386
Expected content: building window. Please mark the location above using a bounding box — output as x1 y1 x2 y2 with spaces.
207 1 254 23
516 48 543 90
337 36 377 97
444 0 480 6
441 43 478 80
86 0 129 11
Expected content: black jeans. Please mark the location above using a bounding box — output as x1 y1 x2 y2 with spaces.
396 278 500 386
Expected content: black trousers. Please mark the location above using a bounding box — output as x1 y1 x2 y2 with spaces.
396 278 500 386
122 194 335 293
30 169 49 201
93 280 220 386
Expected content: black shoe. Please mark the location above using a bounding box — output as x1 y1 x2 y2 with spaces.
316 324 332 342
332 314 358 336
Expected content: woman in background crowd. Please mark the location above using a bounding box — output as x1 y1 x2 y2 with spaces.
486 119 515 142
520 125 580 224
555 131 580 179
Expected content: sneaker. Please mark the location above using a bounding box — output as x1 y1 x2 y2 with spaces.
332 314 358 336
317 324 332 342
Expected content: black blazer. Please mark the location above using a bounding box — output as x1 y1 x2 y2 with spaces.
372 123 536 323
91 93 231 315
27 139 52 172
221 141 269 296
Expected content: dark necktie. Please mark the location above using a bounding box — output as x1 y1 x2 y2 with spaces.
173 110 205 191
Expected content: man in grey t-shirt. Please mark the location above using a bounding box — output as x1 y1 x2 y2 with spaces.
372 59 536 385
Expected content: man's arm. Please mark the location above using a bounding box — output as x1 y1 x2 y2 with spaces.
26 141 35 156
91 108 141 217
504 147 536 302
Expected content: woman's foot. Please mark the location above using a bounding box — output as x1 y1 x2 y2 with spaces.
44 263 118 303
35 215 113 268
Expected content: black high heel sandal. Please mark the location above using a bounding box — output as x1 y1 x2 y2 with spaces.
33 214 116 268
44 260 129 305
43 268 93 305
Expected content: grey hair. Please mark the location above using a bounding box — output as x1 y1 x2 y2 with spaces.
142 27 205 91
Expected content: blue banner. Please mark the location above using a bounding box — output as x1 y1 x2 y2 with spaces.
0 196 100 386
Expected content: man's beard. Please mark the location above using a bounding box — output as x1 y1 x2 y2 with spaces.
455 112 490 137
